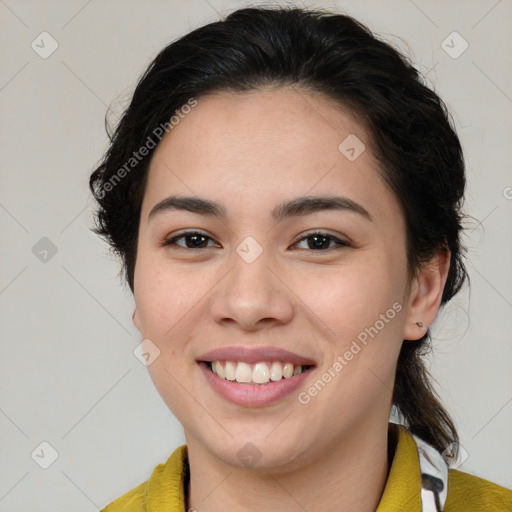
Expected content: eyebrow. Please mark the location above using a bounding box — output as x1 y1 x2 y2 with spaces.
148 194 372 223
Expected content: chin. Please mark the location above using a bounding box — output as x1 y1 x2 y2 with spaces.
197 423 317 472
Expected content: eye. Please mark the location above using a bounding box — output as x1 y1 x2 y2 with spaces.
162 230 351 251
292 231 351 251
163 230 219 249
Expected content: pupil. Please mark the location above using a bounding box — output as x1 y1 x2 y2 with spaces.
309 235 328 250
188 235 207 248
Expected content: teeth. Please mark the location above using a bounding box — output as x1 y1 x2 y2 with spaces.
224 361 236 381
209 361 308 384
283 363 294 379
213 361 225 379
270 361 283 381
235 362 252 383
252 362 270 383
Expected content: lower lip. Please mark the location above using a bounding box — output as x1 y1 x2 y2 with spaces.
198 362 314 407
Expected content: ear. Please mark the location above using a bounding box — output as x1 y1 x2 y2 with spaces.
132 307 141 331
402 247 451 341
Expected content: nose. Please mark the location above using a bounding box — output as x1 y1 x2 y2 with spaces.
210 247 295 332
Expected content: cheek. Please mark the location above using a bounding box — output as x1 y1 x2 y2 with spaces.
301 267 404 398
300 258 406 399
299 259 400 338
133 254 207 338
133 258 206 422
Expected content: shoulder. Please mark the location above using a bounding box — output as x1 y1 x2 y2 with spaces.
99 479 148 511
99 445 188 511
445 468 512 511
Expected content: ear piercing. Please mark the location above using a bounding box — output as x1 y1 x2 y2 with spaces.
416 321 424 328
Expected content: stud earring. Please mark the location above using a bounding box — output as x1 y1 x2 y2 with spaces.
416 321 424 328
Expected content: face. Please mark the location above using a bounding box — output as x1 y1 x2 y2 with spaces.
132 87 415 471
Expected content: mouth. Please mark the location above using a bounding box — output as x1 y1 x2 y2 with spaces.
196 346 316 407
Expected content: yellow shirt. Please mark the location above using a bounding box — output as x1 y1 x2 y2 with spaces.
100 425 512 511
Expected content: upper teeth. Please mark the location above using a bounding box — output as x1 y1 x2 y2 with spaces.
210 361 306 384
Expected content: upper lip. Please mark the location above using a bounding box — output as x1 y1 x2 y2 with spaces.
197 346 316 366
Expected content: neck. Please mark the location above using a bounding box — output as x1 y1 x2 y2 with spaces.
185 421 393 512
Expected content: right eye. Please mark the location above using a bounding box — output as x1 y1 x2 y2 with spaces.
162 230 220 249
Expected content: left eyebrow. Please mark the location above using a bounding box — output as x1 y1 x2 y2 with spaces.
272 195 372 223
147 194 372 223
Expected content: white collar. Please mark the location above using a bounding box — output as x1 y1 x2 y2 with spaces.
412 433 450 512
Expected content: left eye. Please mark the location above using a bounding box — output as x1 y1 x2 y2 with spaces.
162 231 350 251
293 232 350 251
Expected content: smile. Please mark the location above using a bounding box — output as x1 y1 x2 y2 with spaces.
208 360 312 384
197 346 317 406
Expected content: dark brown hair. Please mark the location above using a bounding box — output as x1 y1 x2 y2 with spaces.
90 5 467 456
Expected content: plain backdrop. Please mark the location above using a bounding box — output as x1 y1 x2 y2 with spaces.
1 0 511 510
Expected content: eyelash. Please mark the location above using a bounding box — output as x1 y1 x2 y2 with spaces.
162 230 351 252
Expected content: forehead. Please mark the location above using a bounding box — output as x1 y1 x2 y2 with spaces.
143 86 402 229
156 86 366 161
150 86 368 171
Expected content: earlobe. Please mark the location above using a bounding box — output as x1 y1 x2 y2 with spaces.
402 248 450 341
407 320 428 340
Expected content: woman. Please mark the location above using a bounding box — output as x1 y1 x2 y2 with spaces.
90 5 512 511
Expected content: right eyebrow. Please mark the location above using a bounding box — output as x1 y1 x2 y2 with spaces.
148 195 227 221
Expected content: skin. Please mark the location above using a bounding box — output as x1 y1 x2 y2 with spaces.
132 86 450 511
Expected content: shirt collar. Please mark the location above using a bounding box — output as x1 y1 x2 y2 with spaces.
145 424 429 511
376 423 423 512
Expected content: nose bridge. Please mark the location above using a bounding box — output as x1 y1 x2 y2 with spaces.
211 236 294 328
232 238 273 296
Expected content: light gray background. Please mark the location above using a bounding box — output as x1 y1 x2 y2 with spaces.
1 0 511 510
